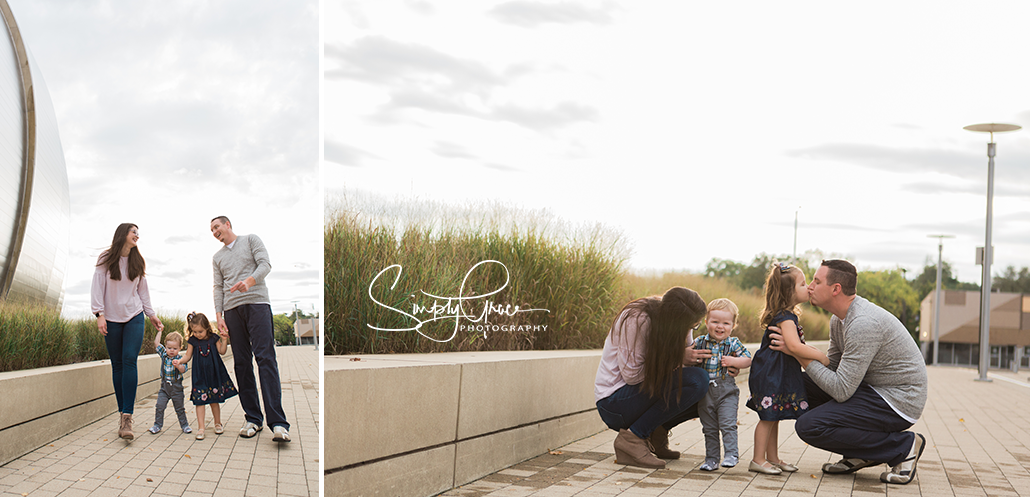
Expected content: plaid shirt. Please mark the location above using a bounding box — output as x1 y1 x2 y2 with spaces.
693 334 750 380
156 344 187 384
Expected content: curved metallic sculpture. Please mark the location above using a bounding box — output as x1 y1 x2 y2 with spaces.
0 0 70 309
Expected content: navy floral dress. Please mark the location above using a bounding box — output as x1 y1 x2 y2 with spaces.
188 334 238 405
747 311 809 420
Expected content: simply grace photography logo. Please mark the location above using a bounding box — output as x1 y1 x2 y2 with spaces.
366 260 551 342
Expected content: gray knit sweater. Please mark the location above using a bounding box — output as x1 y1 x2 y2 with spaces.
806 296 928 421
212 234 272 314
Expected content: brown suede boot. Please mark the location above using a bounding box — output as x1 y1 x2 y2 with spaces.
119 413 134 440
648 426 680 460
614 429 665 469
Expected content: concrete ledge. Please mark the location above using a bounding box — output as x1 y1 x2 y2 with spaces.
326 445 456 497
0 354 165 466
325 350 605 497
325 341 829 497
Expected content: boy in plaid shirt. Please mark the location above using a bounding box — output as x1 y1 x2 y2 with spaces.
149 331 192 434
693 298 752 471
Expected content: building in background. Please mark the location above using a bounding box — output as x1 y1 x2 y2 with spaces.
294 317 319 346
0 0 70 309
920 290 1030 370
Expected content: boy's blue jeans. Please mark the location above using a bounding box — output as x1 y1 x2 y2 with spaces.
596 367 709 439
104 312 145 414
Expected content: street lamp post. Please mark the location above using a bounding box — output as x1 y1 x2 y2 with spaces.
793 206 801 265
292 300 300 346
927 234 954 366
963 123 1021 382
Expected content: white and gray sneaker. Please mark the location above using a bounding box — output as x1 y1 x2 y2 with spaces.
880 433 925 484
272 425 291 443
721 455 739 468
699 458 719 471
239 422 263 438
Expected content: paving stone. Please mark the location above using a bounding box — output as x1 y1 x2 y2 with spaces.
444 366 1030 497
0 347 318 497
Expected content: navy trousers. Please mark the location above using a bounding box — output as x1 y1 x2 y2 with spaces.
225 304 290 430
795 373 915 467
596 367 708 440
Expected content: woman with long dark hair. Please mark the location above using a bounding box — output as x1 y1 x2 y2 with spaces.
594 287 713 469
91 223 164 440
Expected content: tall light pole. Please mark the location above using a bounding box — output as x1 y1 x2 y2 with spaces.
292 300 300 346
927 234 954 366
793 206 801 264
963 123 1021 381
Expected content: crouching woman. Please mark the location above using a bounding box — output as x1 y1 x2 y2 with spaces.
594 287 712 469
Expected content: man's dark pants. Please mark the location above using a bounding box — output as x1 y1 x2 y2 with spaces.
796 374 914 467
225 303 290 430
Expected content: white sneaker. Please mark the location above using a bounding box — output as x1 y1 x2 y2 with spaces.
272 425 291 443
239 422 262 438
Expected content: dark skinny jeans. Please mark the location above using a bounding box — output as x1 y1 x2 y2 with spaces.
104 312 145 414
596 367 709 439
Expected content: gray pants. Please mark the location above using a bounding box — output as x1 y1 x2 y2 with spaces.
154 379 190 431
698 378 740 460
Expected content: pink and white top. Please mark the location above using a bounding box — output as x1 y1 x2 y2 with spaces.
594 308 696 402
90 255 156 323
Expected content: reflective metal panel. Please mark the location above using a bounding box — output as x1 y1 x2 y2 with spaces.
0 11 23 285
1 4 70 309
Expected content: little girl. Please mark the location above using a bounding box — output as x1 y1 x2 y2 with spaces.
174 312 238 440
746 263 829 475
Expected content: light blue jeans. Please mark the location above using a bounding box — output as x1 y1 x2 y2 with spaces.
104 312 145 414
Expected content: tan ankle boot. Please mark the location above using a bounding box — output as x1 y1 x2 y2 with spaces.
648 426 680 459
614 429 665 469
119 413 134 440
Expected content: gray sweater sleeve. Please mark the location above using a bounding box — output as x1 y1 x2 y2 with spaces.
213 234 273 314
805 296 928 420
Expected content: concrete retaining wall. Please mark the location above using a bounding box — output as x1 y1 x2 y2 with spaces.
325 341 830 497
0 354 166 466
324 350 608 497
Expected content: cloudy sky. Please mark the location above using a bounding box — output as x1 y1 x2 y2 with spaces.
11 0 320 318
325 0 1030 289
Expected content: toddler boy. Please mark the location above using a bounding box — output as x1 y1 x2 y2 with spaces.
150 331 192 434
693 298 752 471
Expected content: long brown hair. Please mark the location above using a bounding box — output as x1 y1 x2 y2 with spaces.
186 312 214 339
760 263 802 327
96 223 146 281
617 287 706 404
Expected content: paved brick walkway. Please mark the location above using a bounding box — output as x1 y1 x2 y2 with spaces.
0 346 319 497
442 366 1030 497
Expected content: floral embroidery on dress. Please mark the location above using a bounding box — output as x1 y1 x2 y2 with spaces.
751 392 808 413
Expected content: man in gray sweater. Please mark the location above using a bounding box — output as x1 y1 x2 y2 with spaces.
211 216 291 443
771 259 927 485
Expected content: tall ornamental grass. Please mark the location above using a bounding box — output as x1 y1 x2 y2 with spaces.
325 193 630 355
623 271 830 343
0 300 187 372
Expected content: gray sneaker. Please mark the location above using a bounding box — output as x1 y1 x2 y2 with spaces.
721 455 738 468
880 433 925 484
239 422 262 438
272 425 291 443
699 458 719 471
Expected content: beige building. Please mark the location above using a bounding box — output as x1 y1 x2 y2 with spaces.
294 317 319 345
920 290 1030 369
